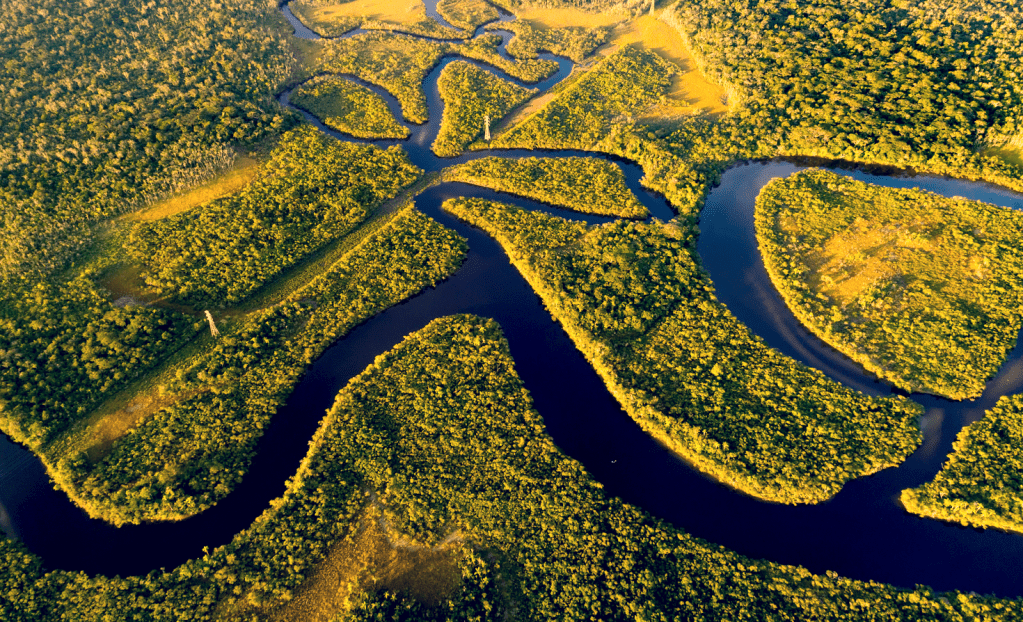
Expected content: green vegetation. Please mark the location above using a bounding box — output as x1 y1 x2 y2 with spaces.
320 32 452 124
903 395 1023 533
320 32 555 125
0 0 292 279
54 206 466 524
290 76 409 139
444 198 923 504
494 18 613 62
495 45 675 150
436 0 500 32
664 0 1023 185
448 156 647 217
756 169 1023 400
433 62 535 157
125 127 420 306
2 315 1017 621
0 279 196 449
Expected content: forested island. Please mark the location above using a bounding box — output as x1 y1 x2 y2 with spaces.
3 0 1023 619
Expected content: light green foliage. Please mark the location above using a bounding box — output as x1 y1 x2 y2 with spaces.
1 316 1015 620
0 0 292 279
0 279 195 448
291 76 409 139
448 156 648 217
433 62 536 157
57 207 466 524
495 19 613 62
436 0 500 32
496 45 675 149
445 197 923 503
320 32 555 126
756 169 1023 399
903 395 1023 533
666 0 1023 183
320 32 453 124
125 126 421 305
456 33 560 83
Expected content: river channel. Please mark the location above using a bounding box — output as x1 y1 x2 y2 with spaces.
3 0 1023 600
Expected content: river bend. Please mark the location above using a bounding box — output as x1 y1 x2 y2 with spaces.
3 0 1023 599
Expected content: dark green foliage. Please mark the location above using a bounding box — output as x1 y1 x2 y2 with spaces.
57 207 466 524
903 395 1023 533
0 278 195 448
3 316 1023 620
496 45 676 149
666 0 1023 180
320 32 555 126
448 156 648 217
291 76 410 139
0 0 293 278
445 197 923 503
2 315 1011 620
125 127 421 305
757 169 1023 399
434 62 536 157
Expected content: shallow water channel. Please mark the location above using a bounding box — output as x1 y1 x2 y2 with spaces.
3 0 1023 599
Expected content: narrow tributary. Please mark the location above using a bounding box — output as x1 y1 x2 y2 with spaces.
3 0 1023 599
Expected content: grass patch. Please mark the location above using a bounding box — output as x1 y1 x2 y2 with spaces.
756 169 1023 400
265 510 463 622
128 154 262 223
610 15 728 116
289 0 464 39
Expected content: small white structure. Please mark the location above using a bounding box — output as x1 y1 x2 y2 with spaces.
484 114 491 141
204 310 220 338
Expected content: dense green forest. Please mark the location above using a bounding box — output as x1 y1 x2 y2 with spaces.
434 62 536 157
902 395 1023 533
0 0 293 279
125 127 421 306
492 18 613 62
756 169 1023 399
290 76 410 139
0 280 196 449
495 45 675 150
52 206 466 525
319 32 556 125
447 156 647 217
3 316 1016 621
444 197 922 504
5 0 1023 618
664 0 1023 185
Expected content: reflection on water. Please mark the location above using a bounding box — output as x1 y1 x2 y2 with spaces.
4 0 1023 600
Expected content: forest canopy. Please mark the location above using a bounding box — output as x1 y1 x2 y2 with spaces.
756 169 1023 400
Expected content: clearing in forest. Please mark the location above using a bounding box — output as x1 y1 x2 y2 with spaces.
756 169 1023 400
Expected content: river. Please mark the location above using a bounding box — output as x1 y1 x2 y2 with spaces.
2 0 1023 599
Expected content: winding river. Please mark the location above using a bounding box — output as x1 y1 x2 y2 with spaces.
3 0 1023 600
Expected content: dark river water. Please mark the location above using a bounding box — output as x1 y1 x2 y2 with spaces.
3 0 1023 599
